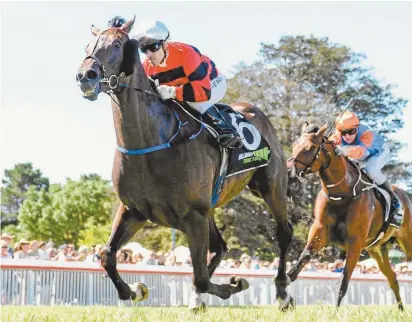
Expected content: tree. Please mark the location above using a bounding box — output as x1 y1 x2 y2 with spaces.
222 35 409 258
17 175 117 246
1 163 49 226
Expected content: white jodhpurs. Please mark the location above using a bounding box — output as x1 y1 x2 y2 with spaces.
186 75 227 114
362 143 391 185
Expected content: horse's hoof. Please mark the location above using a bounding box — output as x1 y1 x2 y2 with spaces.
277 293 295 312
128 282 149 302
229 276 249 291
190 301 206 314
189 291 206 311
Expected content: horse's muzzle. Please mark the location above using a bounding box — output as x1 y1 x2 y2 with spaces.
77 60 103 100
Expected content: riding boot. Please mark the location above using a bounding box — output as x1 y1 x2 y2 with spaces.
202 106 244 149
378 181 403 228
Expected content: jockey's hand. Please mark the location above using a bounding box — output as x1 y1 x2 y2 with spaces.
334 145 348 157
157 85 176 100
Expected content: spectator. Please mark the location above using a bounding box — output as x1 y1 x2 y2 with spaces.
29 240 40 259
37 241 48 260
85 245 96 262
145 251 157 265
117 250 129 264
268 257 280 270
0 232 15 257
45 248 57 261
55 244 76 262
94 244 103 263
156 251 165 265
261 261 271 270
332 259 345 273
240 256 252 269
1 240 12 259
75 246 89 261
14 239 31 259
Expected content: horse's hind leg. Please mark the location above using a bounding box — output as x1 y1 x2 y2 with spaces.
368 245 404 310
249 168 294 310
184 211 248 305
100 204 147 301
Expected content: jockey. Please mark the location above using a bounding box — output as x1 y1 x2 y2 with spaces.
130 20 243 149
330 111 403 228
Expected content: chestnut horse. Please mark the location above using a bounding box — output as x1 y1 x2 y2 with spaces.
76 18 294 310
287 123 412 310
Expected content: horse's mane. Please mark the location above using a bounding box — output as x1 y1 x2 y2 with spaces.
303 124 319 134
120 39 139 76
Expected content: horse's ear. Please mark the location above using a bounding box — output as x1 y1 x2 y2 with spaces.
91 25 101 36
316 123 328 138
301 122 309 134
121 16 136 34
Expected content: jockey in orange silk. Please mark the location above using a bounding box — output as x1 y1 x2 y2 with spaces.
329 111 403 228
130 20 243 149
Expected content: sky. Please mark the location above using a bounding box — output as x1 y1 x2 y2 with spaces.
1 1 411 184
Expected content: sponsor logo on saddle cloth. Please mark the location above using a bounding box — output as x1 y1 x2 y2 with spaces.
217 106 272 177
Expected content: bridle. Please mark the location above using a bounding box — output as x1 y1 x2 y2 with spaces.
288 136 331 179
78 28 159 97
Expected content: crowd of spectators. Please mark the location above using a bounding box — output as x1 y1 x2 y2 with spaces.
1 233 411 276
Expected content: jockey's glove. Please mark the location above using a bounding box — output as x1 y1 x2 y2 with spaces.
157 85 176 100
334 145 348 157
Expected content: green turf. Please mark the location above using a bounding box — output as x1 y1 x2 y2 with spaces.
1 305 411 322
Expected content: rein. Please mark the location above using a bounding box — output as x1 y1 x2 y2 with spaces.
287 137 331 178
80 28 159 97
290 136 377 200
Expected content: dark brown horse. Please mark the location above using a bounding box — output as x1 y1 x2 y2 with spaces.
287 123 412 310
76 18 293 310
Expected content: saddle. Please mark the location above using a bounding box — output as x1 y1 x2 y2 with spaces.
166 100 272 206
356 167 404 248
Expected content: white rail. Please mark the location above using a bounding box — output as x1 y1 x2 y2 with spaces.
1 259 411 306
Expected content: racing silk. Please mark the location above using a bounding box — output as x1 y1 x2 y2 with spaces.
143 42 219 103
329 123 386 160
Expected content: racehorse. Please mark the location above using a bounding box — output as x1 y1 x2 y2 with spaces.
287 122 412 310
76 17 294 310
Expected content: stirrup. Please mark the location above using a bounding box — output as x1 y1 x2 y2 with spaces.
218 133 243 149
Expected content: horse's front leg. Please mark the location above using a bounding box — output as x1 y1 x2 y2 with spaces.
288 219 328 282
337 202 369 307
100 204 147 301
183 211 248 312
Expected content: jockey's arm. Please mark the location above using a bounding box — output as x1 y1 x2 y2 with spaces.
344 130 374 160
175 48 211 103
328 130 342 145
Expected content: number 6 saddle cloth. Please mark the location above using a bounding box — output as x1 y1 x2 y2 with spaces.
214 103 271 177
205 103 271 206
167 101 272 206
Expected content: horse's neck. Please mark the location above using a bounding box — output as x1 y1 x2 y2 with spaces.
111 66 176 150
319 145 359 195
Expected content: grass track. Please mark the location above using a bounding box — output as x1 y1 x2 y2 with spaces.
1 305 411 322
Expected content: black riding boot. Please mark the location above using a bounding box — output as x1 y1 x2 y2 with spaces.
378 181 403 228
203 106 243 149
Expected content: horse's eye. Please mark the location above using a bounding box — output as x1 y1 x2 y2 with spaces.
115 43 121 48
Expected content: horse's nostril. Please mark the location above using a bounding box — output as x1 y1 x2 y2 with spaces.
76 72 83 82
86 69 98 80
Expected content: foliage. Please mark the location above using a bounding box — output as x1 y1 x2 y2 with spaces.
1 163 49 226
222 35 409 259
17 175 116 246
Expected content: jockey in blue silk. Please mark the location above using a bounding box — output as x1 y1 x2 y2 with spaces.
329 111 403 228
